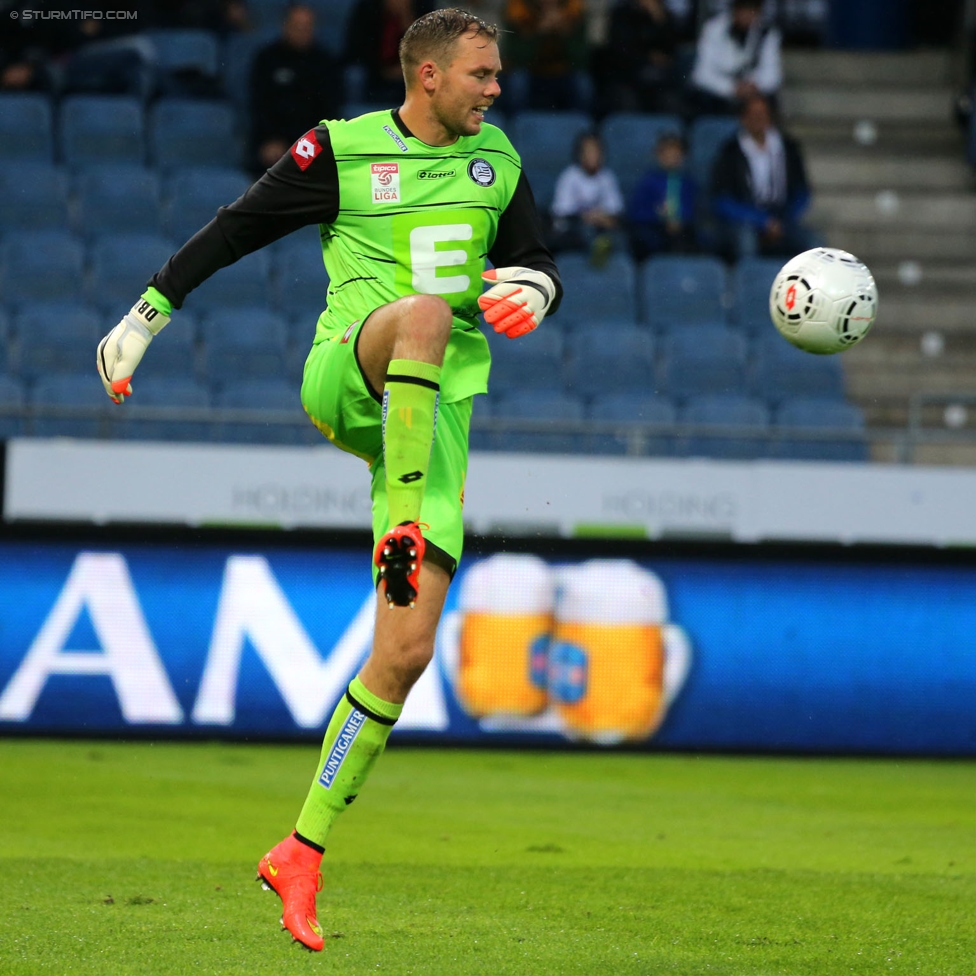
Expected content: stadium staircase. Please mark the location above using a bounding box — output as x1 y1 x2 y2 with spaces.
783 49 976 464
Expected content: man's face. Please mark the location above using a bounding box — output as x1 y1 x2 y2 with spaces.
742 98 771 139
429 32 502 138
732 4 760 29
283 6 316 50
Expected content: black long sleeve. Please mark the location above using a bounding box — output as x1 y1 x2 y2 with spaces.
489 171 563 316
150 125 340 309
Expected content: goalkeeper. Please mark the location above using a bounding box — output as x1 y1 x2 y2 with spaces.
96 7 561 953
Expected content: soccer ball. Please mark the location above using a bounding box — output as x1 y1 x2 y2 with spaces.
769 247 878 355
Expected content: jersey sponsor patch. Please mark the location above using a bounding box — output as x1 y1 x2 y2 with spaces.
382 124 409 153
418 168 456 181
291 129 322 171
371 162 401 204
467 157 496 187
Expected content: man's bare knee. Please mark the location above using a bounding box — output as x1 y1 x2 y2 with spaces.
395 294 453 348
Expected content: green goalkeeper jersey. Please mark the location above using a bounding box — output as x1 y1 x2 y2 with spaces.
148 109 561 403
317 112 519 401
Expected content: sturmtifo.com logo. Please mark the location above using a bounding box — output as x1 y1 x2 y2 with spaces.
12 8 137 18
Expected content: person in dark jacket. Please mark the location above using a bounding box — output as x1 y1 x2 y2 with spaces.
603 0 678 113
249 3 343 173
627 131 697 262
711 94 816 260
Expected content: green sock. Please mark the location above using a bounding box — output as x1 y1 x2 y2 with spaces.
295 676 403 847
382 358 441 526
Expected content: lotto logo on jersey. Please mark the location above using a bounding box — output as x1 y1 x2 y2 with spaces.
371 162 400 204
291 129 322 171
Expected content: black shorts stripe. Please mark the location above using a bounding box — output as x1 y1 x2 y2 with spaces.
385 373 440 391
345 687 397 726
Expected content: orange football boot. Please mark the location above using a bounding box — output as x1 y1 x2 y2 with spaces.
374 520 426 608
256 832 325 951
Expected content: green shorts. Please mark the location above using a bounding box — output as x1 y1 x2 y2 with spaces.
301 316 471 578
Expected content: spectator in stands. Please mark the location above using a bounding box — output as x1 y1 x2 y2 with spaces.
0 1 50 90
150 0 252 35
627 131 697 261
503 0 588 110
550 131 625 265
689 0 781 116
711 94 816 260
345 0 432 104
602 0 678 113
250 4 343 173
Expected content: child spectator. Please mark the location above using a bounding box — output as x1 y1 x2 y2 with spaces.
550 131 625 264
627 131 697 262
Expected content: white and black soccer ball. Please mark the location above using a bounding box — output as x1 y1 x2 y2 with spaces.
769 247 878 355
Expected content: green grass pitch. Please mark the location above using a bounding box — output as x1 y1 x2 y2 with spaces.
1 740 974 975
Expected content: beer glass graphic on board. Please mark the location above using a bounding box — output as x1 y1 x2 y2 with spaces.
455 553 554 717
550 559 685 744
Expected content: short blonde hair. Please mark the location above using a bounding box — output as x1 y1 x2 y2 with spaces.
399 8 499 77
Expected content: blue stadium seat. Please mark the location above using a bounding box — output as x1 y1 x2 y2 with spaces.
60 96 145 167
774 396 868 462
730 257 783 332
164 166 250 243
679 393 770 460
554 252 638 326
659 323 748 398
270 228 331 317
14 303 104 380
0 93 53 162
149 28 220 76
305 0 359 53
88 233 175 311
490 390 584 453
0 374 25 438
688 115 739 187
116 377 211 442
511 111 592 209
486 326 564 394
74 165 163 237
0 231 85 306
642 255 727 329
220 29 273 115
191 249 271 311
752 333 846 402
30 372 114 438
587 392 676 456
201 308 287 382
214 378 306 443
601 112 683 199
566 326 655 398
149 99 239 169
0 162 69 230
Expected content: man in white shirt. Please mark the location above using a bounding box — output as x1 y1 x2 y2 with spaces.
549 132 625 264
690 0 781 115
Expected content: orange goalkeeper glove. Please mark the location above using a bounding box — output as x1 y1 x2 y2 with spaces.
478 267 557 339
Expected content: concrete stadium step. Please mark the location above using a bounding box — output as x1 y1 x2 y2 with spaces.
784 50 952 87
783 86 953 124
828 226 976 261
874 298 976 333
871 261 976 292
810 190 976 229
806 154 972 191
790 120 963 156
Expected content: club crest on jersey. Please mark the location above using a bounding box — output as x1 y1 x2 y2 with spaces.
371 162 400 204
291 129 322 171
467 157 496 187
